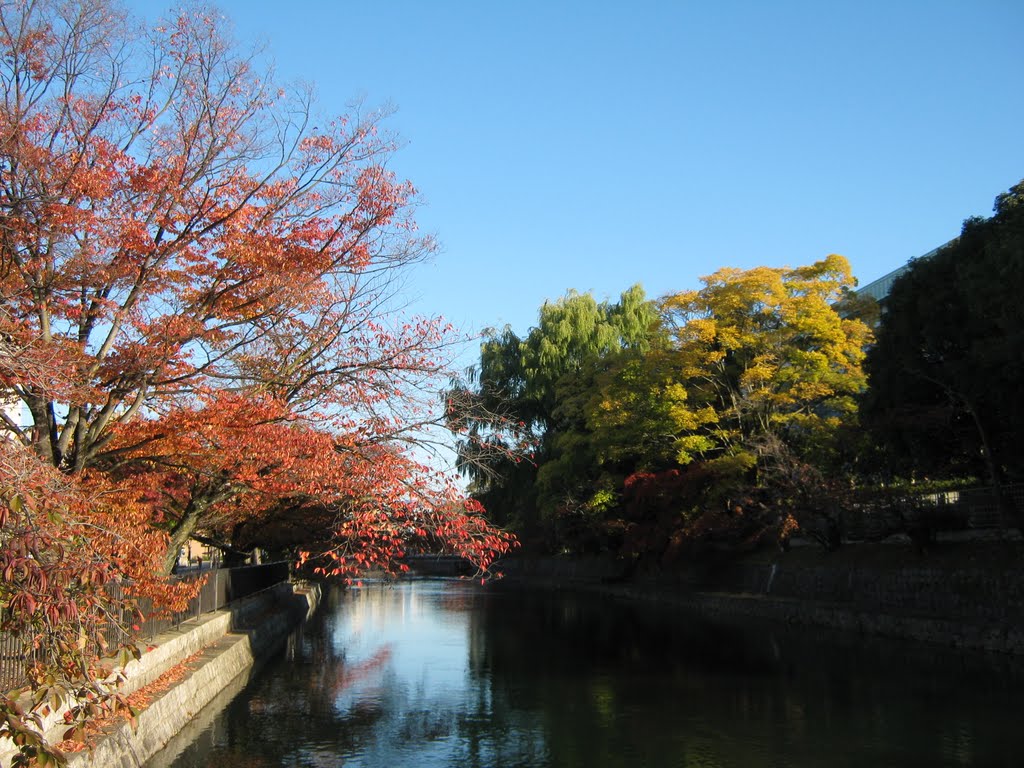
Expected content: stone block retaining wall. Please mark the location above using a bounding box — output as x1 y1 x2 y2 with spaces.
495 544 1024 654
0 581 319 768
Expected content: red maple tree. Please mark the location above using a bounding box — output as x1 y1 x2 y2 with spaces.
0 0 512 575
0 438 197 766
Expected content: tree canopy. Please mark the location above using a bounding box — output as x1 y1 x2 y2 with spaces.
450 286 656 542
0 0 512 580
581 256 871 553
864 179 1024 488
652 254 871 469
454 257 872 554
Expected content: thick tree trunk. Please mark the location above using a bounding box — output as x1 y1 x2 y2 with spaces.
161 483 237 575
222 522 253 567
961 398 1000 489
916 372 1013 530
956 395 1024 534
25 397 57 466
956 395 1019 530
162 503 206 576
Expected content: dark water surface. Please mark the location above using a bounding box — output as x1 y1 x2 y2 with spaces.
149 580 1023 767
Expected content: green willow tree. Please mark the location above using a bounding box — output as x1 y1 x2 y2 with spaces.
451 286 656 546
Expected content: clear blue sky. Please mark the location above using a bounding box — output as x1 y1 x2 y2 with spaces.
131 0 1023 347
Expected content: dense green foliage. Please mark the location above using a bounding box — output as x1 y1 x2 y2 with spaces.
450 287 655 545
454 257 873 554
864 180 1024 487
458 178 1024 556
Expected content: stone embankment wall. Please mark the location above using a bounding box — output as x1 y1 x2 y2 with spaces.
0 581 319 768
495 543 1024 654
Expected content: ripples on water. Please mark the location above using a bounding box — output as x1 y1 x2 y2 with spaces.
148 579 1023 768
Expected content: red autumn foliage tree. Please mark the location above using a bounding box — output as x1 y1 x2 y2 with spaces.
0 0 514 579
0 437 198 766
102 391 515 577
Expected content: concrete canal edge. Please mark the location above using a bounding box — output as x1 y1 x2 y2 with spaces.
47 581 319 768
494 542 1024 655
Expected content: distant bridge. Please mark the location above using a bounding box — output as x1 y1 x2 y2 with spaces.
400 554 475 577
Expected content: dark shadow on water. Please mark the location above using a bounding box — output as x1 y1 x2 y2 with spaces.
150 581 1024 768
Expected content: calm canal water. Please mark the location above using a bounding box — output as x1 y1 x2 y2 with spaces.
149 579 1023 767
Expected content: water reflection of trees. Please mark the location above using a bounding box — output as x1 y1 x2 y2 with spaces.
164 582 1024 768
468 586 1024 768
164 583 548 767
162 589 393 766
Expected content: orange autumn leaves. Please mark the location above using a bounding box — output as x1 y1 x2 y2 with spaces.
0 0 512 583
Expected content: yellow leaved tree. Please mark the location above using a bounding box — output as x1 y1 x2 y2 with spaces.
658 254 872 471
585 255 872 553
588 255 872 507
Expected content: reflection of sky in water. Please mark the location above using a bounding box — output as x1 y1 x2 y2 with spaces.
330 583 472 718
321 581 541 767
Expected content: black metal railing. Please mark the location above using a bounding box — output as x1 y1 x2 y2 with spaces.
0 630 24 694
0 561 290 693
837 483 1024 543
